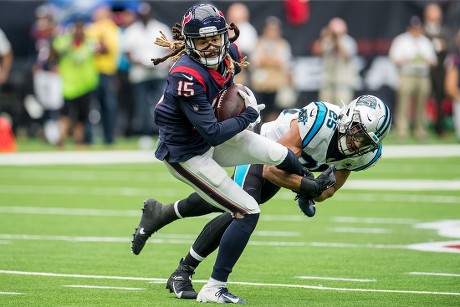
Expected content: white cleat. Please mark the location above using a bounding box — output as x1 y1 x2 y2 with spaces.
197 284 246 304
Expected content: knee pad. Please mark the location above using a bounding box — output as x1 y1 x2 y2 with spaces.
267 144 286 164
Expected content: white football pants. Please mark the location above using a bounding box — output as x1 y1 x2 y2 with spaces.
164 130 288 214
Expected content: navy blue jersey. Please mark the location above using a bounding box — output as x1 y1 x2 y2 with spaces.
154 43 258 162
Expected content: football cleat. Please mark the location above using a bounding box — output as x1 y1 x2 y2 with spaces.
197 284 246 304
131 198 163 255
295 193 316 217
166 259 198 299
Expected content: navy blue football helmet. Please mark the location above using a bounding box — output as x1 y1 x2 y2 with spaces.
181 4 230 67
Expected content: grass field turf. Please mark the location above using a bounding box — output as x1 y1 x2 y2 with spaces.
0 148 459 306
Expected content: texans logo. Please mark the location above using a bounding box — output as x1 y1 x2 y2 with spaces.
182 12 192 29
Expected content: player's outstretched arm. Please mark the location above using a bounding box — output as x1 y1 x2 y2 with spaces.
314 168 350 202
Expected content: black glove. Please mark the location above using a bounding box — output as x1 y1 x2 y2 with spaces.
295 193 316 217
299 165 336 198
315 165 336 191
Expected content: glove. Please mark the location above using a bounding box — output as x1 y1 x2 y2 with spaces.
295 193 316 217
315 165 336 192
299 165 336 198
238 86 265 119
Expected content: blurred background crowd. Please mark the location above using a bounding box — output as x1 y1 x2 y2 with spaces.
1 0 460 150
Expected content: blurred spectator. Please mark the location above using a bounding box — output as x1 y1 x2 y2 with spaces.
30 4 62 144
86 5 120 145
51 15 99 147
115 6 136 137
389 16 437 142
251 16 294 121
423 3 451 137
312 17 358 105
122 2 171 142
445 29 460 142
0 27 13 99
226 2 258 85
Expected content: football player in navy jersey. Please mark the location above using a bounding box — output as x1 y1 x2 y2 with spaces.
130 3 334 304
134 95 391 303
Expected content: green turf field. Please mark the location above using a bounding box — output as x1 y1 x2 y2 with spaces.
1 147 459 306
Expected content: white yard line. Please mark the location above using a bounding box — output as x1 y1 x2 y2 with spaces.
0 144 459 166
0 233 407 249
295 276 377 282
0 270 164 282
0 150 156 165
63 285 144 291
0 291 24 295
407 272 460 277
329 227 390 234
0 270 458 296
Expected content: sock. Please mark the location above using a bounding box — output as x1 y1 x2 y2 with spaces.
182 249 202 269
156 202 179 230
276 148 304 176
211 213 259 282
207 277 226 288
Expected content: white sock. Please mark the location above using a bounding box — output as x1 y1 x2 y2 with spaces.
207 277 226 288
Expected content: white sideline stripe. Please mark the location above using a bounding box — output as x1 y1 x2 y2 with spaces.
0 145 459 166
0 291 24 295
342 180 460 191
382 144 460 158
0 270 458 296
63 285 145 291
295 276 376 282
408 272 460 277
0 150 158 165
0 234 406 249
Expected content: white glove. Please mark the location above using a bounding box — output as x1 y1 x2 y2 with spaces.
238 87 265 116
238 87 265 130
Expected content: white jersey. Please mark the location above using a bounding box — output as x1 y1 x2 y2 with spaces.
260 101 382 172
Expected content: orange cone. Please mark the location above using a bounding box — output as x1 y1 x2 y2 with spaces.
0 117 17 152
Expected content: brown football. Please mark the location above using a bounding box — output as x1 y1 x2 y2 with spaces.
215 84 247 121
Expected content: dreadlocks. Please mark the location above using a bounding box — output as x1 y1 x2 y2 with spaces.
151 22 249 74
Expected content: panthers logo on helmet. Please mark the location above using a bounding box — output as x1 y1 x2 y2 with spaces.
356 95 377 109
298 108 308 124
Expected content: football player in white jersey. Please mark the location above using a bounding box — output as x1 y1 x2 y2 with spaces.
132 95 391 302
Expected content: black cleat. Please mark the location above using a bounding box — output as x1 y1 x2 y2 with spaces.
131 198 163 255
166 259 198 299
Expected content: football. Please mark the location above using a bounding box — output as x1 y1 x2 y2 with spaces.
215 84 247 121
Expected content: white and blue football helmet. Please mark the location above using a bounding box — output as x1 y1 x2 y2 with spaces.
338 95 391 157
